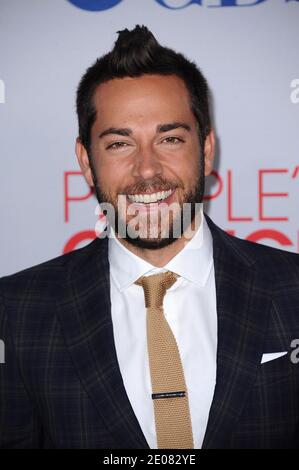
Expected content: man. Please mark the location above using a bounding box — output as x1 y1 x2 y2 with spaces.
0 25 299 449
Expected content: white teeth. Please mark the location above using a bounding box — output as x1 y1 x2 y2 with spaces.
127 189 173 204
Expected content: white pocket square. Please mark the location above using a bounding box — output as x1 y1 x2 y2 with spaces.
261 352 288 364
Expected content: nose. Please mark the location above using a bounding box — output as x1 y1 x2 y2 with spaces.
131 143 163 180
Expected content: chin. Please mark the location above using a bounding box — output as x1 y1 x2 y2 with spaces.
125 235 178 250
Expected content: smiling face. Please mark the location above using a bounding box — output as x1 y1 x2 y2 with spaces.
76 74 214 249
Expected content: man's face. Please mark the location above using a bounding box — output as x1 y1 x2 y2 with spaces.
76 74 214 249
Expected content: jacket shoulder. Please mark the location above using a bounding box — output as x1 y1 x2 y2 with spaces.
0 238 105 300
206 214 299 282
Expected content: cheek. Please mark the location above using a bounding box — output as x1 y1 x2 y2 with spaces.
96 159 131 194
171 155 199 183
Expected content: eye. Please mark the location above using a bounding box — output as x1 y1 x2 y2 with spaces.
161 136 184 145
106 141 130 150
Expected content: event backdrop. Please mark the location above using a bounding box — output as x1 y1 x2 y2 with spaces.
0 0 298 276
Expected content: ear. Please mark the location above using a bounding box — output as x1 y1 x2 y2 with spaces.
75 138 94 188
203 129 215 177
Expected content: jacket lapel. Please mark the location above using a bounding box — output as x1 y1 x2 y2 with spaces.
56 237 149 449
202 217 272 448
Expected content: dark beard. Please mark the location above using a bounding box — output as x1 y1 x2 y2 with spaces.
90 159 205 250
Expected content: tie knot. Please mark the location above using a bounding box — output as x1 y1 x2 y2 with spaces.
135 271 179 308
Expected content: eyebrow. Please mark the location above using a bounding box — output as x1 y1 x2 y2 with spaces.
99 127 132 138
157 122 191 133
98 122 191 139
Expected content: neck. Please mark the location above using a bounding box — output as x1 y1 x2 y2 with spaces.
114 211 202 267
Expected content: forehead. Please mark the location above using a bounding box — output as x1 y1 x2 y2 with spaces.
92 74 195 126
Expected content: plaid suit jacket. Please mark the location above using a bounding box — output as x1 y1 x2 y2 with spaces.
0 216 299 449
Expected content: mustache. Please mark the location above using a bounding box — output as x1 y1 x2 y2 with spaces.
122 177 181 195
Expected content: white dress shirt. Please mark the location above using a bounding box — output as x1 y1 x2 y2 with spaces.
108 205 217 449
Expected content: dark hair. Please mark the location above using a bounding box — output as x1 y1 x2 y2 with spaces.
76 25 211 152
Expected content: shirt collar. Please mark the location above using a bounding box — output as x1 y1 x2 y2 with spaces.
108 204 213 292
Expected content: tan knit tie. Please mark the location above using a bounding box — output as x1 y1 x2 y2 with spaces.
135 271 194 449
